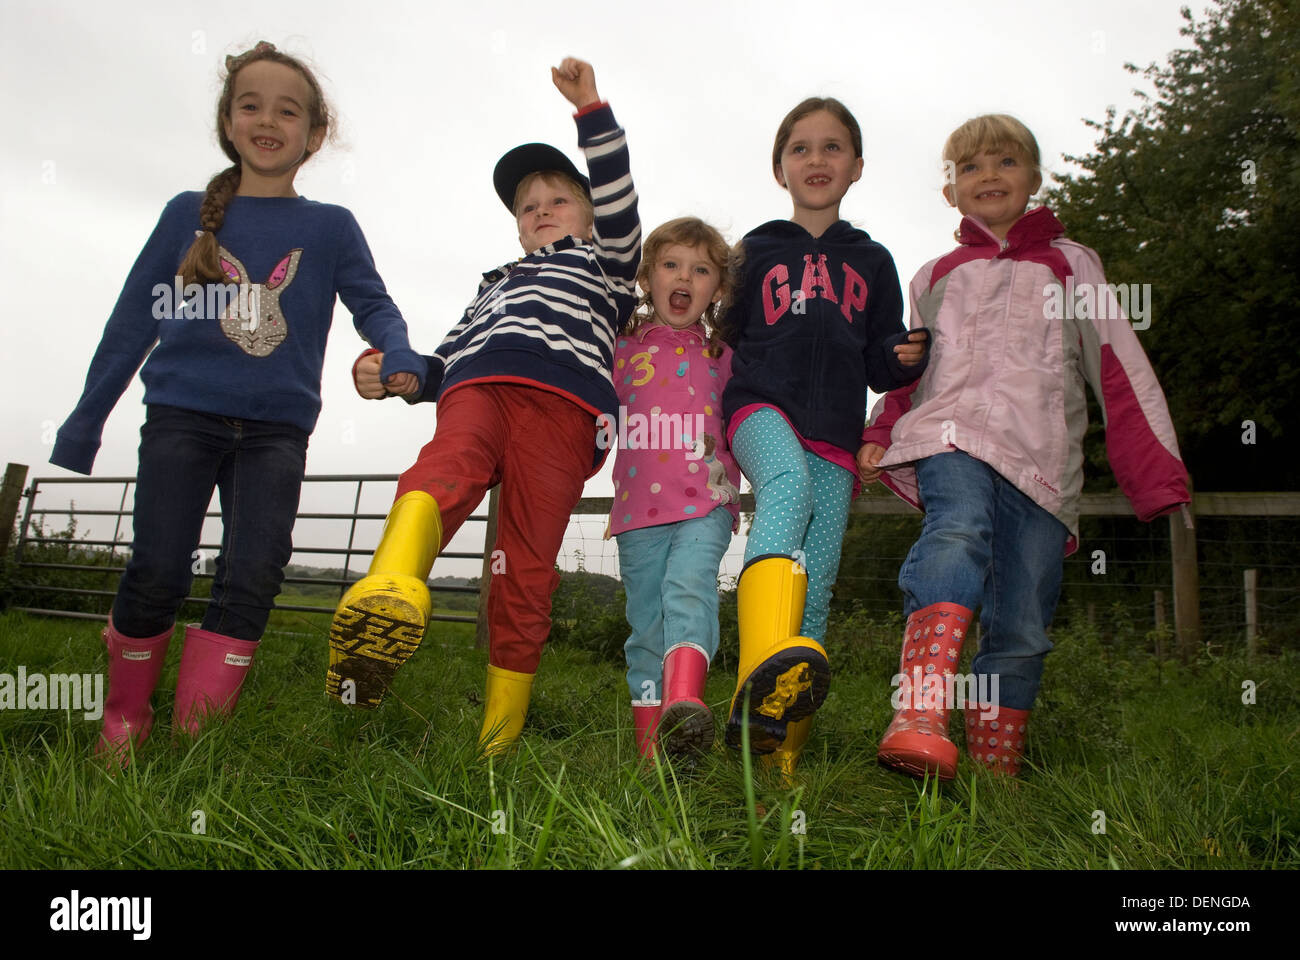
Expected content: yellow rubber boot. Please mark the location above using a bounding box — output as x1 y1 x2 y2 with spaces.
725 555 830 755
479 665 535 757
762 717 812 784
327 491 442 708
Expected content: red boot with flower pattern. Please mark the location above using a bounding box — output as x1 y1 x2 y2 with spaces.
876 602 972 781
964 704 1031 776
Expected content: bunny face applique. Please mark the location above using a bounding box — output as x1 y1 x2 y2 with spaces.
217 247 302 357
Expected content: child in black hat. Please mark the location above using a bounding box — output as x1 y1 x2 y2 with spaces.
329 58 641 755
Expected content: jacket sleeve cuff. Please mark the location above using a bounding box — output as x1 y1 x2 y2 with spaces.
352 348 381 396
379 347 427 392
574 103 616 142
50 435 97 476
1131 484 1191 523
878 327 930 386
403 355 444 405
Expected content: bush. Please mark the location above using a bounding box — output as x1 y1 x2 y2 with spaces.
1 513 122 616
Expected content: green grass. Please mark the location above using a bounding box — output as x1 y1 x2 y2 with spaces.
0 608 1295 869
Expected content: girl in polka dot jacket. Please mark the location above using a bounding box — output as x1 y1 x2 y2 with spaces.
608 217 742 762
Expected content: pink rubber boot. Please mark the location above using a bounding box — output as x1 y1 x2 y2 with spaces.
98 617 174 765
173 625 259 735
632 700 661 761
659 644 714 758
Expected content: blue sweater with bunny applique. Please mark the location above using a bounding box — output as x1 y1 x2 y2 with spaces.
51 192 423 474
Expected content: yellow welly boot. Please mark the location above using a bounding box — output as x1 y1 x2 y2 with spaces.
478 664 534 757
762 717 812 785
725 555 830 755
327 491 442 708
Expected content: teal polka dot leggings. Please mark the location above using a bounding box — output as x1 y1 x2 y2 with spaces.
730 407 854 643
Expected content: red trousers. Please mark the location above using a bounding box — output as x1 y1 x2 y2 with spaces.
396 383 595 674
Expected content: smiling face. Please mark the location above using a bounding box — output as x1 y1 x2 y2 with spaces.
944 148 1042 240
222 60 324 192
775 109 864 217
514 173 593 254
648 243 723 330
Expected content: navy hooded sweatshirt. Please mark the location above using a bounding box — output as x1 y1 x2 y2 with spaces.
722 218 926 456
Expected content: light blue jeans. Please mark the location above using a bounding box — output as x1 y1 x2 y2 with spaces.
730 407 854 644
901 451 1070 711
617 506 733 702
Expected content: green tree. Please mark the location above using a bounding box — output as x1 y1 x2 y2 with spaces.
1046 0 1300 492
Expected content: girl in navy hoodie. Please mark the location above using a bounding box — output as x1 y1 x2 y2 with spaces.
721 97 928 774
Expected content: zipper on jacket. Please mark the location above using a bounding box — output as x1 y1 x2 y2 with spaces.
807 237 824 433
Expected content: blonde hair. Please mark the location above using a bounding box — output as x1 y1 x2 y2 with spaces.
177 42 332 287
625 217 737 358
512 171 594 231
942 114 1041 177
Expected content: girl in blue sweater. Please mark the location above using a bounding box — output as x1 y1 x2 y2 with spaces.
52 41 423 765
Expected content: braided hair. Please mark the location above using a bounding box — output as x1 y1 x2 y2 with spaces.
177 41 333 286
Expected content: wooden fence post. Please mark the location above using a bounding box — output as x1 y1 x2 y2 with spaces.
0 463 30 562
1153 589 1166 661
1244 568 1258 660
474 486 501 650
1170 480 1201 663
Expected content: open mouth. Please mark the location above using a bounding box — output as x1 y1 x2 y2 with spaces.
253 138 281 151
668 289 692 312
976 190 1007 200
805 175 832 186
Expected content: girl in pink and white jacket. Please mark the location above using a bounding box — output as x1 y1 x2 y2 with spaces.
861 115 1189 779
608 217 741 761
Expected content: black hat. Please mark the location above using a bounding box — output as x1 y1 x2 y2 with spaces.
493 143 591 213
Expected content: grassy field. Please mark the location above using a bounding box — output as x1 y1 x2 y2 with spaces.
0 604 1295 870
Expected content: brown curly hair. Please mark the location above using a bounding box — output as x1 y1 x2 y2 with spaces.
771 96 863 182
624 217 739 358
177 41 333 286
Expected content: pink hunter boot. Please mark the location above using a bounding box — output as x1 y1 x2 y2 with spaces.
659 643 714 758
173 625 259 735
877 602 972 781
965 705 1031 776
98 617 174 764
632 700 661 761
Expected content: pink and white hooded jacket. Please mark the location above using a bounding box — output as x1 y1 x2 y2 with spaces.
607 320 742 537
864 207 1189 553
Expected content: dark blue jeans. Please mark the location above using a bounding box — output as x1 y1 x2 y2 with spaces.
899 451 1069 711
112 405 308 642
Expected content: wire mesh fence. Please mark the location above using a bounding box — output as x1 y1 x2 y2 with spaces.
4 464 1297 655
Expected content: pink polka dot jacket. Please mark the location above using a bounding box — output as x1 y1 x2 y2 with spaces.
607 321 741 536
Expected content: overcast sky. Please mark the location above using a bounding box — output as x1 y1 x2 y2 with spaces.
1 0 1198 580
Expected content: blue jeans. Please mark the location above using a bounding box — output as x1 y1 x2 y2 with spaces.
730 407 854 644
617 507 733 702
900 451 1069 711
112 405 308 642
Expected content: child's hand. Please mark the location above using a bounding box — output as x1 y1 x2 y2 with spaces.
894 330 929 366
384 372 420 397
857 443 886 484
551 58 600 110
353 351 386 399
